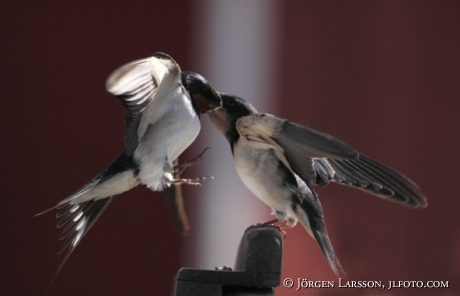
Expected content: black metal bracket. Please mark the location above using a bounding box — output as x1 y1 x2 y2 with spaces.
175 227 283 296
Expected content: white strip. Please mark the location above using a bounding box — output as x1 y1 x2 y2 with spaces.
186 0 281 268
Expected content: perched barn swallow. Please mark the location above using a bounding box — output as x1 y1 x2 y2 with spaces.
208 94 427 275
37 52 221 293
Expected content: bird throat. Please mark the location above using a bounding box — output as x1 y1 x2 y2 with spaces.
193 94 214 113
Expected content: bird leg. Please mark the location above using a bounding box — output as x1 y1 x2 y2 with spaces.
173 147 211 176
169 176 211 187
167 148 213 186
164 148 213 187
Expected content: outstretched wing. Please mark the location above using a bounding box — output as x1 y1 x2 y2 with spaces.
236 113 357 184
236 113 427 208
106 52 181 156
326 154 427 207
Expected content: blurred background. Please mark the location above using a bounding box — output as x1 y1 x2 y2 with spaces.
1 1 459 295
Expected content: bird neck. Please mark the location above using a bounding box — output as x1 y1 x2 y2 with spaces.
188 92 201 118
226 122 240 154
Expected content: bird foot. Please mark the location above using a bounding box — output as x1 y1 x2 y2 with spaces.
170 176 213 187
246 219 287 238
173 147 211 176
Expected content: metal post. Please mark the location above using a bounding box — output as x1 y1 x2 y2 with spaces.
175 227 283 296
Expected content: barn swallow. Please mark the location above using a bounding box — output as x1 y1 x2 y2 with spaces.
37 52 221 293
208 94 427 275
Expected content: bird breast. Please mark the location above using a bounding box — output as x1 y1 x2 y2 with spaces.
134 91 200 191
233 137 297 212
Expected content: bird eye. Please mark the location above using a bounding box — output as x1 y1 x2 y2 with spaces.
226 99 236 106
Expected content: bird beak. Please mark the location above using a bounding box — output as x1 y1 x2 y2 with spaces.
207 105 229 136
193 91 221 114
204 91 222 113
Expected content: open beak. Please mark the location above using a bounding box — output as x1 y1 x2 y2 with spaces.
205 91 222 113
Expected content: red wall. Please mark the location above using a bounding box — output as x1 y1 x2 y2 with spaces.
2 2 460 296
1 2 192 295
277 1 460 295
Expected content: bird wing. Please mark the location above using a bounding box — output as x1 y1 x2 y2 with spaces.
236 113 357 184
326 155 427 207
106 53 181 156
164 158 191 235
236 113 427 208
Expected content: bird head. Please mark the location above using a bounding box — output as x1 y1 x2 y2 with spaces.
208 93 258 137
181 72 221 113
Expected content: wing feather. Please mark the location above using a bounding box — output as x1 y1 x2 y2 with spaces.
235 113 426 208
236 114 357 185
105 53 180 155
326 155 427 207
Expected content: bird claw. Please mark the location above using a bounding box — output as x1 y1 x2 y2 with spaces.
246 219 287 239
173 148 211 176
170 175 212 187
264 224 287 239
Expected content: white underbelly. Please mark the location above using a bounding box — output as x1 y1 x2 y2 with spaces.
233 137 295 213
134 110 200 191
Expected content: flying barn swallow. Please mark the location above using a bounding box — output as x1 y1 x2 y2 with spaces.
37 52 221 293
208 94 427 275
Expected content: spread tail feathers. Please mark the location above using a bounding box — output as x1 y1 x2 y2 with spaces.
43 196 116 295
